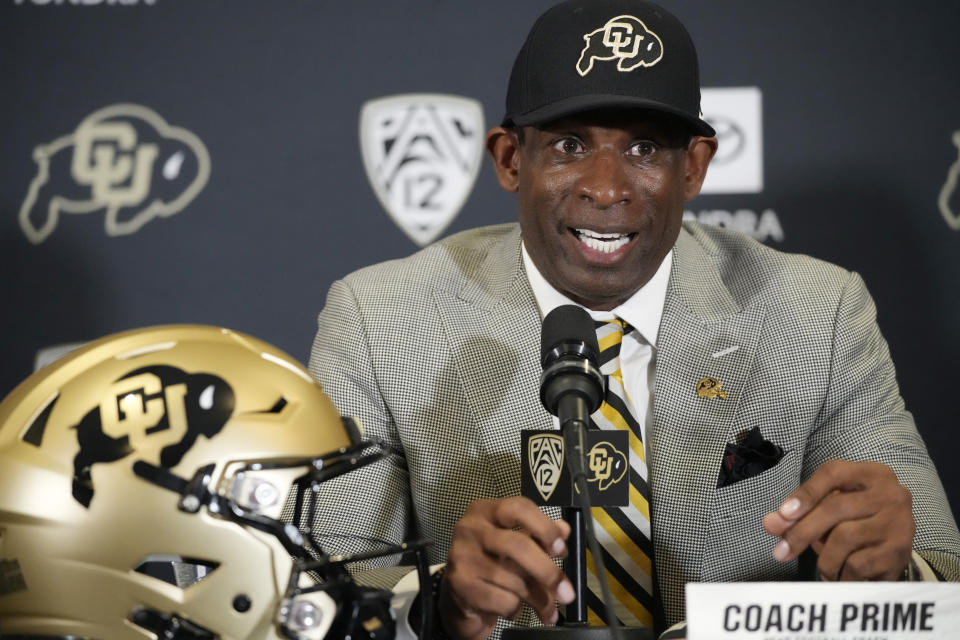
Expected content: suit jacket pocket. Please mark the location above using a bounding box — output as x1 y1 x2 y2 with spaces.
714 449 801 520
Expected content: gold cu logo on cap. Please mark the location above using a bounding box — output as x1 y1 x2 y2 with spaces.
577 14 664 76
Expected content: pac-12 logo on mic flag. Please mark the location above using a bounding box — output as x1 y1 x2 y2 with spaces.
359 94 484 247
521 430 629 507
529 433 565 501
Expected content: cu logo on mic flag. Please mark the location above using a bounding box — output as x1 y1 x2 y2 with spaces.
520 430 629 507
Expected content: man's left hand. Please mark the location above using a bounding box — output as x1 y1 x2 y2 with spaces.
762 459 915 580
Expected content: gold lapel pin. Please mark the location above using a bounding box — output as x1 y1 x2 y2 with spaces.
696 376 727 399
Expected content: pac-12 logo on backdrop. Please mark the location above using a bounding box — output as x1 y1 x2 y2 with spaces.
360 94 484 247
18 104 211 244
939 130 960 231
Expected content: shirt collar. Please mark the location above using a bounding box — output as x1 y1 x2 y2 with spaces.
521 242 671 346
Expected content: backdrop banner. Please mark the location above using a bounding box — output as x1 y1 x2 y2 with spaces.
1 0 958 510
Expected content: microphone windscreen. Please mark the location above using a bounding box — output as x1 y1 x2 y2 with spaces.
540 305 600 366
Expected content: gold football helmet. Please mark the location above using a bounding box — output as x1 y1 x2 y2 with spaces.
0 325 430 640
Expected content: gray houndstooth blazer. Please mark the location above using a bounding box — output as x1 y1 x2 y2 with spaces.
306 221 960 632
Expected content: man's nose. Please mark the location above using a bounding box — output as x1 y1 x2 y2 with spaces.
576 151 633 208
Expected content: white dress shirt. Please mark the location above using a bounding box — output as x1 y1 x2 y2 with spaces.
521 243 672 470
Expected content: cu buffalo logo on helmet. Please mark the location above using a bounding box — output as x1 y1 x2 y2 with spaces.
18 104 211 244
577 14 664 76
71 365 234 507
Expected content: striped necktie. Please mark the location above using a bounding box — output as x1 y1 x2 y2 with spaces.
585 318 662 629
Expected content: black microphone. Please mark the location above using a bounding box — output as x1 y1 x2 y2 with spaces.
539 305 627 633
539 305 604 476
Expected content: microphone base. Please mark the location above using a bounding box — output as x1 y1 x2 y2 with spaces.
502 625 654 640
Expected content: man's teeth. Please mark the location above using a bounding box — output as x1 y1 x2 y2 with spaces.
576 229 630 253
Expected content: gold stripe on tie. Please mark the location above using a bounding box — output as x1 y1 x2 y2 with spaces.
597 331 623 353
591 508 652 574
587 549 654 626
628 485 651 521
587 318 661 628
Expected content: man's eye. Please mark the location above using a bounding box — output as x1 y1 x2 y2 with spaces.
553 138 583 154
629 141 657 157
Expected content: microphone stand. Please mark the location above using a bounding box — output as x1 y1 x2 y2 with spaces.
504 394 652 640
505 306 654 640
562 505 586 623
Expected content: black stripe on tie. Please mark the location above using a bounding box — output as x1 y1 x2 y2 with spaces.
597 544 659 614
628 469 651 502
604 392 643 440
597 338 621 366
585 589 622 626
605 506 655 558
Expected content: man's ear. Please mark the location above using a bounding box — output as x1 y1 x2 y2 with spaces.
486 126 521 193
683 136 718 200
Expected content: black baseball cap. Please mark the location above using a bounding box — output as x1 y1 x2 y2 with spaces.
503 0 715 137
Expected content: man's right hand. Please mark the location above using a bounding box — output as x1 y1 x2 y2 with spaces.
438 496 576 640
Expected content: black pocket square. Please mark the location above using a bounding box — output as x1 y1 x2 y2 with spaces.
717 427 784 488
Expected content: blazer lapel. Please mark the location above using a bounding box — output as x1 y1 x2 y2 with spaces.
433 226 554 499
651 227 766 619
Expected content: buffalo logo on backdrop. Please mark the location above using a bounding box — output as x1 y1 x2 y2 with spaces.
44 365 234 508
359 94 484 247
577 15 663 76
529 433 565 501
18 103 211 244
939 130 960 231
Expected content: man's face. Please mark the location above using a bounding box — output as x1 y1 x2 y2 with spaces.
491 110 715 310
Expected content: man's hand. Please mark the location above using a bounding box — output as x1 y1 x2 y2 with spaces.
762 460 915 581
439 497 576 640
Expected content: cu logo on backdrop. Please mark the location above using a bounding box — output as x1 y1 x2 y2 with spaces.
940 130 960 231
18 104 210 244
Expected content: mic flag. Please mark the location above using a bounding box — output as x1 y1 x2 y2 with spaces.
520 429 629 507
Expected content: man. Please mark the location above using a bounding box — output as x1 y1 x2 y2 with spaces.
305 1 960 638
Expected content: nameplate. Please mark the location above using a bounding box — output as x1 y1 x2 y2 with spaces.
520 429 629 507
687 581 960 639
